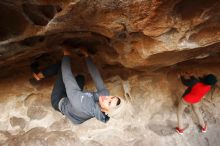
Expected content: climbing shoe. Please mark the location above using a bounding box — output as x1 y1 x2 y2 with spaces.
201 123 207 133
176 127 184 135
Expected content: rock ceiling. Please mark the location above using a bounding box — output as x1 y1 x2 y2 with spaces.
0 0 219 75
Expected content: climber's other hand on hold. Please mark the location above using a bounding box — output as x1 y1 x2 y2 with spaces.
63 45 72 56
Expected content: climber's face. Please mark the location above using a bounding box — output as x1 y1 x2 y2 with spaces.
99 96 119 112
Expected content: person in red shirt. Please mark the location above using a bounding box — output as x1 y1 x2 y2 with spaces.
176 73 217 135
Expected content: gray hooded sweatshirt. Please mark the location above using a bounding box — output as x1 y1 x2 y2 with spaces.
60 56 110 124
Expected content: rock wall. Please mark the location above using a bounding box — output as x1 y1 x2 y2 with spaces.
0 65 220 146
0 0 219 72
0 0 220 145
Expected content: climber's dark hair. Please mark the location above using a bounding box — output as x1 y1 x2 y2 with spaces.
202 74 217 86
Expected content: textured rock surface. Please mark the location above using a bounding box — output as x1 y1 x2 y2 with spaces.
0 66 220 146
0 0 219 72
0 0 220 145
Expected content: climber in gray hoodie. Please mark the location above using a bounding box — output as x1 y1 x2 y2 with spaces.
32 47 121 124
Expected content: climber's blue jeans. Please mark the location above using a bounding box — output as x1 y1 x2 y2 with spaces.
41 62 85 111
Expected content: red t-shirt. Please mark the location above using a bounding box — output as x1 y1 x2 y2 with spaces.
183 82 211 104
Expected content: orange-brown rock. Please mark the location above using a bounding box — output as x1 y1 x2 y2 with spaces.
0 0 220 145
